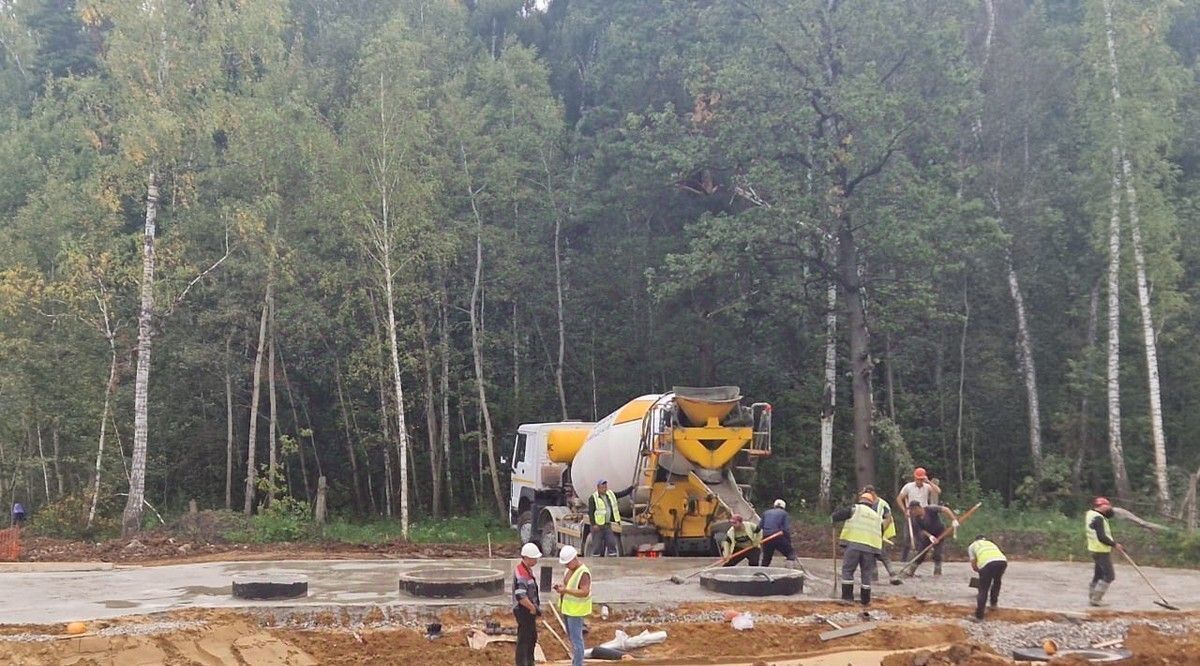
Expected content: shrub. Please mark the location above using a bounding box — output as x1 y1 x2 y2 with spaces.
26 494 120 540
225 496 311 543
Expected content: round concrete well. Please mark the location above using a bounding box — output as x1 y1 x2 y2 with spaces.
699 567 804 596
397 567 505 598
231 574 308 600
1010 647 1132 663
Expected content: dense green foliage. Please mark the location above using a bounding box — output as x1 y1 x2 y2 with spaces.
1 0 1199 534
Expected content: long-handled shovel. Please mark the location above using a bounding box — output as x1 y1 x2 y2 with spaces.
668 531 782 584
898 502 981 577
1118 548 1180 611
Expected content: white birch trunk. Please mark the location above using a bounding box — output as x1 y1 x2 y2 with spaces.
554 206 568 421
1005 251 1043 466
818 280 836 512
224 332 234 511
955 282 969 484
89 337 119 528
382 246 411 537
462 145 507 517
243 286 270 515
35 421 50 503
267 302 278 505
1105 148 1132 499
439 287 454 509
122 171 158 536
1103 0 1165 506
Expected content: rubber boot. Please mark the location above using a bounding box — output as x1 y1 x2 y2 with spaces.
860 587 871 606
1090 581 1110 607
933 562 942 576
841 583 855 604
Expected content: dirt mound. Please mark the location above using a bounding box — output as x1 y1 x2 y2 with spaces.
1116 624 1200 665
881 643 1009 666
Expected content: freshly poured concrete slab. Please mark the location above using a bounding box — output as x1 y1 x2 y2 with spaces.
0 556 1195 624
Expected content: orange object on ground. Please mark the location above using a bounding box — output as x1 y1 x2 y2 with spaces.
0 527 20 561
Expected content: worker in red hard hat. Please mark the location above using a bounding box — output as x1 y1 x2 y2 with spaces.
896 468 942 561
1086 496 1123 606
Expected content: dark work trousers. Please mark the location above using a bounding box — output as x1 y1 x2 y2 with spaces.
724 547 761 567
514 608 538 666
975 560 1007 617
761 533 795 567
1092 552 1115 584
914 532 945 565
591 524 619 556
901 518 915 560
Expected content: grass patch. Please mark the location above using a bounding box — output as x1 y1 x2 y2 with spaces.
316 514 516 545
795 505 1200 569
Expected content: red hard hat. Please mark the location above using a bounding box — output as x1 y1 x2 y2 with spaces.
1093 496 1111 509
914 467 928 480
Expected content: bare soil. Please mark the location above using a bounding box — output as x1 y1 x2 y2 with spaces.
4 602 1198 665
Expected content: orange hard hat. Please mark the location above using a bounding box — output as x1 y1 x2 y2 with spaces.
914 467 928 480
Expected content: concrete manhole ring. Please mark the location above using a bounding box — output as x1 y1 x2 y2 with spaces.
231 574 309 600
397 567 505 598
699 566 804 596
1010 647 1132 663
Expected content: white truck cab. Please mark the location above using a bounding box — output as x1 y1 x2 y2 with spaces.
508 421 593 544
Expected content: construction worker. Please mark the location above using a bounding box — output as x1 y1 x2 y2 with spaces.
588 480 628 557
862 486 902 585
553 545 591 666
722 514 763 566
1086 496 1122 606
968 535 1007 621
905 501 959 576
760 499 796 568
512 543 543 666
11 502 25 528
896 468 941 560
831 492 884 607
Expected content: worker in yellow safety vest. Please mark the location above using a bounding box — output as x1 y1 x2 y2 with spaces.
968 535 1007 621
587 480 629 557
862 485 902 585
721 514 763 566
1086 496 1123 606
554 545 591 666
831 493 884 607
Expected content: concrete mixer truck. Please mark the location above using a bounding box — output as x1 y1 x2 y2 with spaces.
508 386 772 556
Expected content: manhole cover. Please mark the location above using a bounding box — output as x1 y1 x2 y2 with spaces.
231 574 308 600
699 566 804 596
397 567 505 598
1010 647 1132 662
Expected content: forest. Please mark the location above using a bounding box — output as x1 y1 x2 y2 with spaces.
0 0 1198 538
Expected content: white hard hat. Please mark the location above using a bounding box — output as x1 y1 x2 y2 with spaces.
521 543 542 559
558 545 579 566
774 499 786 509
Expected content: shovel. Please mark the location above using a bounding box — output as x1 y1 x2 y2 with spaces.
898 502 981 577
1117 548 1180 611
669 532 782 584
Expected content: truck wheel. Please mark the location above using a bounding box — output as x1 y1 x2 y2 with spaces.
539 519 558 556
517 510 533 544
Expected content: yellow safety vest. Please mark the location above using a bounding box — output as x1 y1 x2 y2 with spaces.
1085 510 1113 554
559 564 592 617
971 539 1006 567
839 504 883 550
592 490 619 526
875 499 897 540
724 524 762 555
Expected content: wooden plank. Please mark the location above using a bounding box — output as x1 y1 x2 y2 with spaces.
819 622 877 641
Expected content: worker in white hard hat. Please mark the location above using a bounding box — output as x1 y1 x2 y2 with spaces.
512 542 543 666
760 499 796 568
553 545 590 666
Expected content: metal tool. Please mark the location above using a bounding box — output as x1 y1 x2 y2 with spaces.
1117 548 1180 611
668 531 782 584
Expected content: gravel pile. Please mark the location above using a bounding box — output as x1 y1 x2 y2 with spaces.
0 620 207 643
952 616 1196 657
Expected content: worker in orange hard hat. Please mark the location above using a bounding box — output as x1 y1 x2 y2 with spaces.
896 468 942 561
1086 496 1123 606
